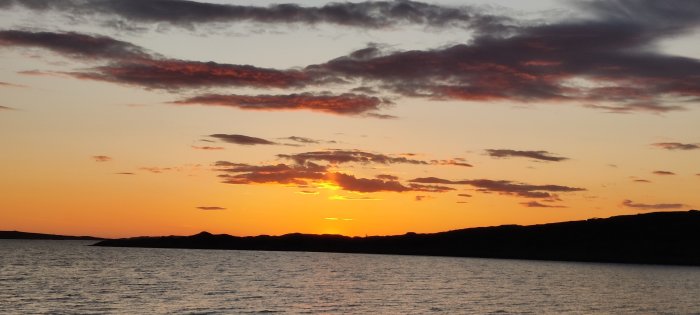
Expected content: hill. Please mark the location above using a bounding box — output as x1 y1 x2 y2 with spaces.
0 231 103 240
93 210 700 265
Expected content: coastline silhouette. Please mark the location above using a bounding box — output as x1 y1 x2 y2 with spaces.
89 210 700 266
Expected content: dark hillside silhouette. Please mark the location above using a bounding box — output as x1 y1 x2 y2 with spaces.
94 210 700 265
0 231 103 240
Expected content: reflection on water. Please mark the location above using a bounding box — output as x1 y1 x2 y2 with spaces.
1 240 699 314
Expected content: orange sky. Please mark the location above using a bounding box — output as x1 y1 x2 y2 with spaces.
1 0 699 238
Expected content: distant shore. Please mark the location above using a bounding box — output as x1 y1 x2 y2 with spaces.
92 210 700 266
0 231 104 241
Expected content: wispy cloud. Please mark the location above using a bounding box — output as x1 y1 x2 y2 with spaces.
210 134 277 146
174 93 388 116
409 177 584 198
191 145 225 150
652 170 676 176
486 149 568 162
278 149 429 165
92 155 112 162
196 206 226 210
0 81 25 88
0 0 505 31
622 199 686 210
652 142 700 151
520 201 565 208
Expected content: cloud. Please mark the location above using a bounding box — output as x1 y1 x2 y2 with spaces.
415 195 432 201
431 159 473 167
174 92 388 116
191 145 224 150
210 134 277 145
409 177 585 198
217 162 328 186
0 30 150 61
486 149 568 162
408 183 455 193
0 0 505 31
140 167 173 173
0 81 25 88
329 195 380 201
196 206 226 210
622 199 686 210
4 0 700 112
278 149 429 165
583 103 686 114
633 179 651 183
329 172 411 193
72 60 308 90
652 170 676 176
214 159 453 194
457 193 472 198
0 30 310 90
115 172 134 175
0 105 15 111
283 136 321 144
376 174 399 181
303 1 700 113
520 201 566 208
92 155 112 162
652 142 700 151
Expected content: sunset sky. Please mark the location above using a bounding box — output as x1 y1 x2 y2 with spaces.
1 0 699 238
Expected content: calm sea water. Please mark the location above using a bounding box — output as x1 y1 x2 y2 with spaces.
1 240 700 314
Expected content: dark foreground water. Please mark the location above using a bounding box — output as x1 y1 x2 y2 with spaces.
1 240 700 314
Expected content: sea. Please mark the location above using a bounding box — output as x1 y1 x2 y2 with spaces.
1 240 700 314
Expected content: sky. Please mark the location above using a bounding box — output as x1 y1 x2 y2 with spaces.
1 0 699 238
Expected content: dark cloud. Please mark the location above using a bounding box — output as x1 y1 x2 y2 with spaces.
520 201 565 208
0 0 506 31
92 155 112 162
283 136 321 144
71 60 308 90
486 149 568 162
210 134 277 146
3 0 700 111
415 195 430 201
408 183 455 193
278 149 429 165
115 172 134 175
191 145 224 150
196 206 226 210
0 30 310 90
409 177 584 198
633 179 651 183
217 162 328 186
214 158 457 194
304 1 700 113
376 174 399 181
0 30 150 61
652 170 676 176
622 199 686 210
583 103 686 114
431 159 473 167
458 193 472 198
0 105 15 110
174 93 387 116
652 142 700 151
362 112 398 119
330 172 411 193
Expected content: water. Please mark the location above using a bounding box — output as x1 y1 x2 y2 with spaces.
1 240 700 314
